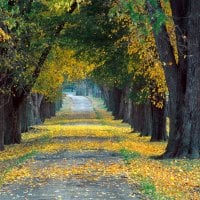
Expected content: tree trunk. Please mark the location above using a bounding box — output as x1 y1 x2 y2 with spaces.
4 95 24 145
109 88 122 119
122 87 133 123
101 86 110 109
50 102 56 117
130 102 152 136
150 101 167 141
39 98 46 123
147 0 200 158
118 88 126 120
131 104 145 133
20 96 29 133
140 103 152 137
0 94 4 151
147 0 178 142
4 96 14 145
169 1 200 158
40 98 52 121
123 98 132 123
30 93 44 125
12 105 21 144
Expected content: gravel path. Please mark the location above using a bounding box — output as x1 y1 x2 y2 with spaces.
0 95 146 200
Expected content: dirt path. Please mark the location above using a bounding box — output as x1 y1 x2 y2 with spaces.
0 95 146 200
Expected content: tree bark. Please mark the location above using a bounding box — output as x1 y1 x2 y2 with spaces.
118 88 126 120
4 95 25 145
30 93 44 125
172 1 200 158
40 98 53 121
147 0 200 158
0 94 4 151
108 88 122 119
131 104 145 133
4 96 13 145
139 103 152 137
20 97 29 133
11 105 21 144
100 86 109 108
122 87 133 124
150 101 167 141
50 102 56 117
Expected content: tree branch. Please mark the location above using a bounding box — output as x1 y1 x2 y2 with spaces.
33 1 78 82
146 0 178 97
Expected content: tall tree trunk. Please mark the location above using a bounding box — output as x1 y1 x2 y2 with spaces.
30 93 44 125
26 95 34 128
4 96 13 145
132 104 145 133
140 103 152 137
50 102 56 117
20 96 29 133
4 95 25 145
110 88 122 119
0 94 4 151
101 86 110 109
122 87 133 123
11 95 25 144
40 98 52 121
150 101 167 141
171 1 200 158
118 88 126 120
12 105 21 144
147 0 200 158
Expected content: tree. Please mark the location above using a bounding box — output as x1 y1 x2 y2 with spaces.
108 3 168 140
0 96 4 150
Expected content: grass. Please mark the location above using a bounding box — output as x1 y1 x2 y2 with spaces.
141 179 156 196
119 148 141 164
140 179 172 200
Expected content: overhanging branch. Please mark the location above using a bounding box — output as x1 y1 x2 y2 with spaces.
33 1 78 81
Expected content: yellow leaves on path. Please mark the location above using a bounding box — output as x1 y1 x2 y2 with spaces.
4 165 32 183
0 145 34 162
4 160 124 184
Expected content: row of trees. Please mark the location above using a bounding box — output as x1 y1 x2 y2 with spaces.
0 0 80 150
63 0 200 158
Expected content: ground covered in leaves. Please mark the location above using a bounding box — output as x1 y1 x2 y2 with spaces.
0 95 199 200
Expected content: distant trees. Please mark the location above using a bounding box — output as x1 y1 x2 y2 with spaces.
63 0 168 142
